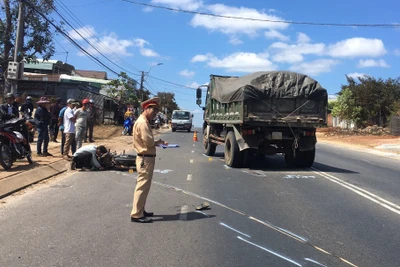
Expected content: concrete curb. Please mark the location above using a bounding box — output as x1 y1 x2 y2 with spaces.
0 160 69 199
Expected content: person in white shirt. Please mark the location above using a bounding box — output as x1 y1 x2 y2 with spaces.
70 145 107 171
63 99 77 159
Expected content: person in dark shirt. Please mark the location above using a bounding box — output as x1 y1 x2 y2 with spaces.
0 93 19 119
49 98 62 142
20 96 34 117
34 97 52 157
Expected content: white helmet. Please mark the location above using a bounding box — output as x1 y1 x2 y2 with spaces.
89 99 94 103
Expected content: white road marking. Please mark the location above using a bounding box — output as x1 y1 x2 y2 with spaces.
179 205 188 220
192 150 195 153
187 174 192 181
190 159 194 163
237 236 302 267
219 222 251 238
148 181 356 266
311 167 400 215
242 170 266 177
304 258 328 267
284 175 315 179
154 169 173 174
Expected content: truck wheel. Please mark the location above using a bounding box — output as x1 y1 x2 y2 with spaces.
224 131 242 167
284 148 315 168
300 148 315 167
172 128 176 132
203 128 216 156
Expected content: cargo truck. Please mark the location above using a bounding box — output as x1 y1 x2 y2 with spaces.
196 71 328 168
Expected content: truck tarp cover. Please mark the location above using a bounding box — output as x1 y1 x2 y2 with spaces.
211 71 327 103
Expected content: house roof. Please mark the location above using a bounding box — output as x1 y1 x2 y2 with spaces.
75 70 108 80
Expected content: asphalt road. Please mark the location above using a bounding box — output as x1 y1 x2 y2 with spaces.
0 129 399 267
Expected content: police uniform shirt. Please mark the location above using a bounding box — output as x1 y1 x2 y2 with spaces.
133 114 156 155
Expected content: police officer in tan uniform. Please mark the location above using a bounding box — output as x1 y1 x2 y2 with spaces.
131 97 168 223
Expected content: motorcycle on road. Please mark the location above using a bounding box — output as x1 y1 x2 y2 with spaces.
0 117 33 170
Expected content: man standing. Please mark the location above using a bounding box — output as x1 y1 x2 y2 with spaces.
62 99 77 159
19 96 34 117
74 99 89 149
130 97 168 223
0 93 18 117
85 99 96 143
49 98 62 142
34 97 52 157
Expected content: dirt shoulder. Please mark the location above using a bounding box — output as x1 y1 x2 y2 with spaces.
316 127 400 154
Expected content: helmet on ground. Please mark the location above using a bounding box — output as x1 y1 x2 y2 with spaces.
82 99 90 104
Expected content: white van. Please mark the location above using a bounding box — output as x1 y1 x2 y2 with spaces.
171 110 193 132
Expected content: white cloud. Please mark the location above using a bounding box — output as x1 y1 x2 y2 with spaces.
269 42 325 63
180 69 195 77
133 38 149 48
357 59 389 68
193 52 276 73
328 38 387 58
297 33 311 44
191 54 211 62
188 81 201 88
393 49 400 56
229 36 243 45
140 48 159 57
264 30 289 41
151 0 203 11
347 72 366 79
79 33 135 57
68 26 96 41
290 59 340 76
143 6 153 12
328 95 338 101
190 4 288 36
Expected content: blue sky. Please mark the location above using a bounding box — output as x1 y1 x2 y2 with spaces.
52 0 400 127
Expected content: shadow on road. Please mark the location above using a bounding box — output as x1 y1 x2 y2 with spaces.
152 212 216 222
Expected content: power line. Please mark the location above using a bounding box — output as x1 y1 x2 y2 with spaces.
54 0 141 74
22 0 120 76
147 75 197 90
50 2 140 78
121 0 400 28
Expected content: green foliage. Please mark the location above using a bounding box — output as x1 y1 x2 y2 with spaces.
0 0 55 72
104 72 138 105
332 88 362 128
339 75 400 127
156 91 179 117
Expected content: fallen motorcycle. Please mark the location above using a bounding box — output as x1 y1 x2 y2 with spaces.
0 117 33 170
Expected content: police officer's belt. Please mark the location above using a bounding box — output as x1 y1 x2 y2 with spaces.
137 154 156 157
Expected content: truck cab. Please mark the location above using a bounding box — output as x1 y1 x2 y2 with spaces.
171 110 193 132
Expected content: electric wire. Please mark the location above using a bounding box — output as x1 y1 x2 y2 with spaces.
54 0 141 74
21 0 120 76
121 0 400 28
50 2 141 78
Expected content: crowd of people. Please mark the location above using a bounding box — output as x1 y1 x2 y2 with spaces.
0 93 98 159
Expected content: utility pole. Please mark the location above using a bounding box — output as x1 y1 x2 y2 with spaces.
139 71 145 102
10 0 25 95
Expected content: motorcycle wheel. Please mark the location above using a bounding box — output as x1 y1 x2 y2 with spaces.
27 153 33 165
122 127 128 135
0 142 13 170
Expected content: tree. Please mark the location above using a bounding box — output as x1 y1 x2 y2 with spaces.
104 72 138 105
156 91 179 117
341 75 400 126
332 88 362 128
0 0 55 78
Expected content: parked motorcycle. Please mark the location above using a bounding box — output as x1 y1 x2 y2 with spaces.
0 117 33 170
122 117 133 135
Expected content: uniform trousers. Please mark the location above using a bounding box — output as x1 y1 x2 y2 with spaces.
131 156 155 218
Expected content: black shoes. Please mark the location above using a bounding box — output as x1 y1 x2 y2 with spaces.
43 152 53 157
144 210 154 217
131 217 153 223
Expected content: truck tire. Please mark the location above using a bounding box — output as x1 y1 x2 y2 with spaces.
172 128 176 132
224 131 242 167
284 148 315 168
203 128 216 156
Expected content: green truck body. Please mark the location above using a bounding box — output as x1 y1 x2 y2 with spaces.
196 71 328 168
